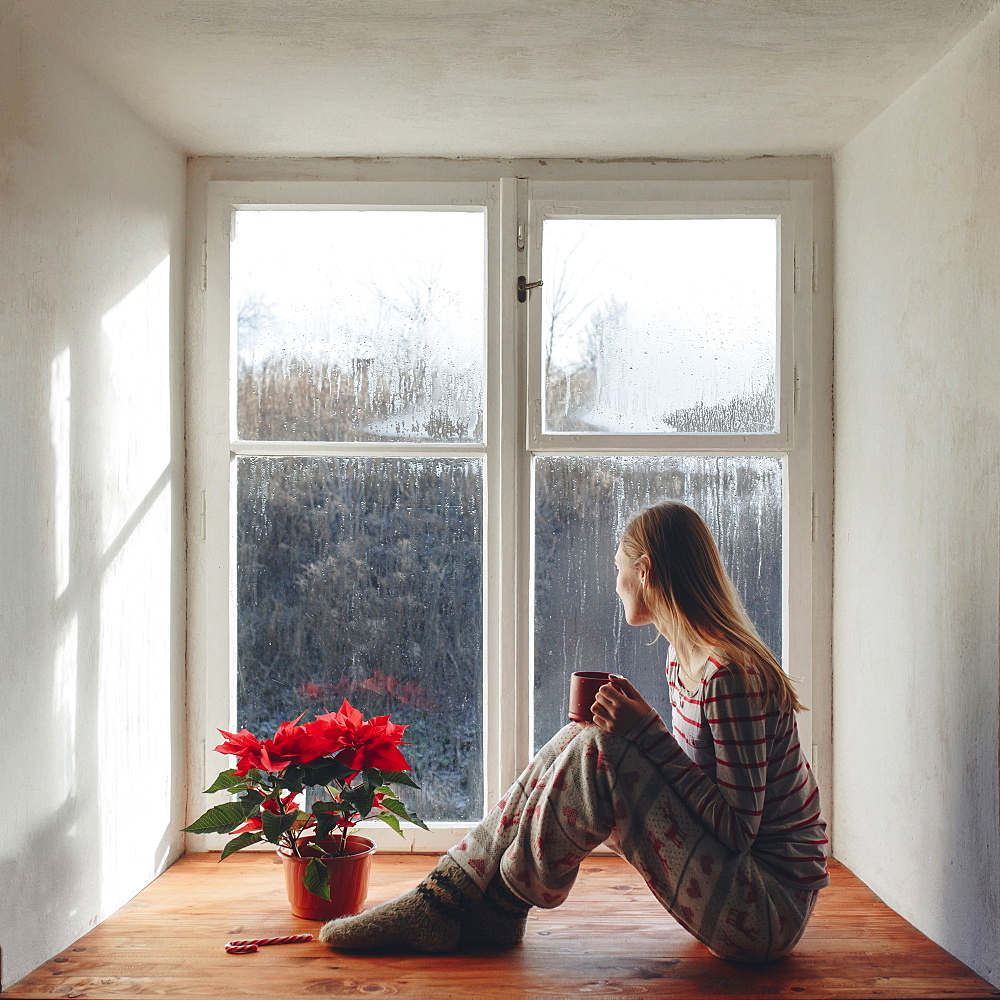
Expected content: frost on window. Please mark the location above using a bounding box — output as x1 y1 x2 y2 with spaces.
533 456 782 750
541 218 777 434
237 457 484 822
233 210 485 443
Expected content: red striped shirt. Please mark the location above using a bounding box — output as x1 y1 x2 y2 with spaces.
623 652 829 889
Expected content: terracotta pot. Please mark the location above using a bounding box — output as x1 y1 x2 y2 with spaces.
568 670 614 723
278 835 377 921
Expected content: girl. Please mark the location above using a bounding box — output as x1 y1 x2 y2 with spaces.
320 501 828 962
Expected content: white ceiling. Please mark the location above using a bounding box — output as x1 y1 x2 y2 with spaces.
17 0 997 158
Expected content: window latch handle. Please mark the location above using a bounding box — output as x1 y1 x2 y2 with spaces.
517 275 543 303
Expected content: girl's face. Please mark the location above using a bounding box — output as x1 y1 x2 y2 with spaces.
614 544 654 627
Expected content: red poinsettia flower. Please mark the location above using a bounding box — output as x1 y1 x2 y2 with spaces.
215 716 336 775
214 728 267 776
307 699 412 772
230 814 263 835
264 718 336 769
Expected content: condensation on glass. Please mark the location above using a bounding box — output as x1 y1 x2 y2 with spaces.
232 210 486 443
237 456 484 823
533 456 782 751
541 218 778 434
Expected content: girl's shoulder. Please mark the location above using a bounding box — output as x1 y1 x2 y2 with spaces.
702 654 734 682
702 656 761 694
703 656 786 716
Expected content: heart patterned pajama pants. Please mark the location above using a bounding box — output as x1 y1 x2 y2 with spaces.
449 722 817 962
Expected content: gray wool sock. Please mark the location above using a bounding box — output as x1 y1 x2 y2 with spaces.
460 873 532 948
318 855 478 953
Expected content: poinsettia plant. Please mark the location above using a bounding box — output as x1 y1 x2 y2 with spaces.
183 699 428 899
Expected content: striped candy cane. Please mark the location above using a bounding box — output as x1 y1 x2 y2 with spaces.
224 943 258 955
225 934 313 948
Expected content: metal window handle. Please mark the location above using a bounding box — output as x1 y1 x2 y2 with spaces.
517 275 543 303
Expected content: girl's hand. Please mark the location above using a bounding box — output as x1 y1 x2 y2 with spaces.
591 676 654 736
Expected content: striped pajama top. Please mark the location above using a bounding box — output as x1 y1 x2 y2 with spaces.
624 651 830 889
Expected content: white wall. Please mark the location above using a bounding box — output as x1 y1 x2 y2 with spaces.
0 5 187 989
833 3 1000 988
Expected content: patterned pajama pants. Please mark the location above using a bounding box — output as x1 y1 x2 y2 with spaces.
449 723 817 962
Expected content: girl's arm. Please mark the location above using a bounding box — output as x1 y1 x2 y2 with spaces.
596 672 770 854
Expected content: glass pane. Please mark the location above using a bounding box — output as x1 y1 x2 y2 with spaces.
533 456 781 750
541 218 777 434
233 210 485 443
237 456 484 822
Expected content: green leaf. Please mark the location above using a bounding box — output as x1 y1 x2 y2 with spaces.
203 770 246 794
313 799 351 816
374 811 403 835
278 765 305 795
376 770 420 790
304 760 354 786
182 801 255 835
303 859 331 900
260 808 298 845
220 831 265 860
349 787 375 818
240 788 266 808
314 810 339 840
283 764 305 784
379 797 430 830
378 797 410 819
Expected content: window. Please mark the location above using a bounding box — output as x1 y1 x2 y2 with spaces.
232 207 487 823
188 171 827 852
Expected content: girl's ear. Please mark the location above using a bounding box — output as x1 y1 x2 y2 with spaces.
637 553 651 585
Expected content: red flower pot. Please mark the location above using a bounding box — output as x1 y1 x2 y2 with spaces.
278 835 377 920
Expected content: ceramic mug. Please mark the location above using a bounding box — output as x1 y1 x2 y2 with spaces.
568 670 615 723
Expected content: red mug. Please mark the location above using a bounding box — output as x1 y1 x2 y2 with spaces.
568 671 615 723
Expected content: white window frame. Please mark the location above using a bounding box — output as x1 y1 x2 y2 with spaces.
185 162 831 854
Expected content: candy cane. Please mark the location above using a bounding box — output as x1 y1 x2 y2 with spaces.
225 934 314 948
225 943 258 955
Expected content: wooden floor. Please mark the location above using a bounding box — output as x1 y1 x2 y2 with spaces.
5 854 998 1000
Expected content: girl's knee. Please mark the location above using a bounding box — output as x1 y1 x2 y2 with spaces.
549 722 586 747
571 723 628 750
572 724 636 768
540 723 636 784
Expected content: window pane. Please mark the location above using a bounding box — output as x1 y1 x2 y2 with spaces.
237 456 484 822
233 210 485 443
533 456 781 750
541 219 777 434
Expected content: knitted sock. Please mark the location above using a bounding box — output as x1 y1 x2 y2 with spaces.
318 856 477 953
460 873 533 948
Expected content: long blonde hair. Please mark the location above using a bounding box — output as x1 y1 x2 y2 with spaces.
620 501 805 714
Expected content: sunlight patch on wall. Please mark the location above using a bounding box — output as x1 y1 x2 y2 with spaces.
97 485 173 910
50 347 71 599
98 257 171 550
51 612 79 807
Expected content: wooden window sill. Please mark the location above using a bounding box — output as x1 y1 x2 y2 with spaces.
4 855 997 999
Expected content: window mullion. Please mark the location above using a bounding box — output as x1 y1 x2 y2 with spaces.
230 440 486 460
484 178 531 805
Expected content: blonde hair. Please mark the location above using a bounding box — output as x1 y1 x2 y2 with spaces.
620 501 805 715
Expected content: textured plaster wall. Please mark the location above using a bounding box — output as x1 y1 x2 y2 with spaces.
833 3 1000 987
0 4 186 988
